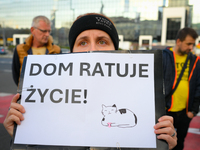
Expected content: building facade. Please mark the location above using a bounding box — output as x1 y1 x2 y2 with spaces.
0 0 200 49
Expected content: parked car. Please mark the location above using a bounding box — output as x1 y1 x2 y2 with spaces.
0 47 6 54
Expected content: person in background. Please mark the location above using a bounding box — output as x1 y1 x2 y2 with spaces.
4 13 177 150
163 27 200 150
12 15 61 86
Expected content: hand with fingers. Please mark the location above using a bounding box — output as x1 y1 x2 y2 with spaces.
154 115 177 150
3 93 25 137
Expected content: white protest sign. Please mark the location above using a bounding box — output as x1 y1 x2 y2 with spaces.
14 53 156 148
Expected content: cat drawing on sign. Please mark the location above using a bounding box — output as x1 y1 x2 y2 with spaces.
101 104 137 128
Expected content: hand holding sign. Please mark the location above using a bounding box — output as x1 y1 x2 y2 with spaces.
3 93 25 137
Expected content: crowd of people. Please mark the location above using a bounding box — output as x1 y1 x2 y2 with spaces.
3 13 200 150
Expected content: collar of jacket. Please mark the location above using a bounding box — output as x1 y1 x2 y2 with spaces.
23 34 55 54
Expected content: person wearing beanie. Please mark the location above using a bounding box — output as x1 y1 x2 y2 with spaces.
3 13 177 150
69 13 119 52
69 13 177 149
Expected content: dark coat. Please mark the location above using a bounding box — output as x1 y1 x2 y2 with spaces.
163 48 200 114
12 35 61 86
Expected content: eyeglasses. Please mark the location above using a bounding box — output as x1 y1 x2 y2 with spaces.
34 27 51 34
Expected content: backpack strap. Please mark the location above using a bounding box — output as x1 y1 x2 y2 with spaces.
165 52 191 102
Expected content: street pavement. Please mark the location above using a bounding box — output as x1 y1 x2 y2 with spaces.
0 53 200 150
183 113 200 150
0 94 13 150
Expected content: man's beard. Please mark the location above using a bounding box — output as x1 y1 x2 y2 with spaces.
178 48 190 55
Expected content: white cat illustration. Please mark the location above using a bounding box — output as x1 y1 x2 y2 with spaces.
101 104 137 128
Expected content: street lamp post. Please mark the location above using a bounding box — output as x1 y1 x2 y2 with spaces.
0 21 6 47
70 0 75 22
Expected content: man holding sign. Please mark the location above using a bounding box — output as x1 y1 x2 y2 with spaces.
4 13 177 149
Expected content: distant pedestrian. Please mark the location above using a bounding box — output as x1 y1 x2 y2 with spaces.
12 15 61 86
163 27 200 150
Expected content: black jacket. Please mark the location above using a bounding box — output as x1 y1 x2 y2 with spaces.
163 48 200 114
